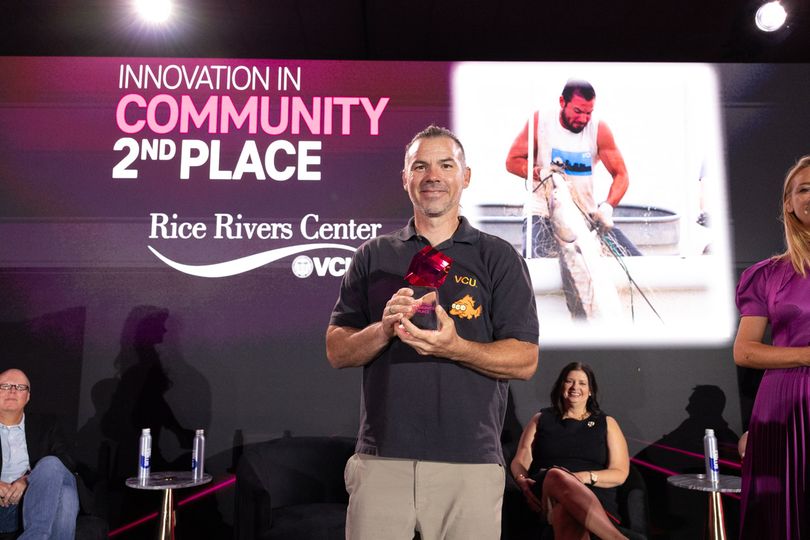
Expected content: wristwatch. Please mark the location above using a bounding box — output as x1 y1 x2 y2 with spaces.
589 471 597 485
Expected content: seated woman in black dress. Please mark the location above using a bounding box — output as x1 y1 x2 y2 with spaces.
511 362 629 540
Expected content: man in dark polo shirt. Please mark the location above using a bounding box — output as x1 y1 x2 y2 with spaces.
326 125 539 539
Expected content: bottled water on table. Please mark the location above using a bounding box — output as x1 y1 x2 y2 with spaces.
703 428 719 485
138 428 152 481
192 429 206 481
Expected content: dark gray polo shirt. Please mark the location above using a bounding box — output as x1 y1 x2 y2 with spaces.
330 216 538 464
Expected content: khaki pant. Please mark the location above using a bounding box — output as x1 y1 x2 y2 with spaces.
344 454 504 540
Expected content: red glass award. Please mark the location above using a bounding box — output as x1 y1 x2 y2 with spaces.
404 246 453 330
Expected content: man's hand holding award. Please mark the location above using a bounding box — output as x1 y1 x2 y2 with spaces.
403 246 453 330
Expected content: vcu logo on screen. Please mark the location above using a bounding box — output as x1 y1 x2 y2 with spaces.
291 255 352 278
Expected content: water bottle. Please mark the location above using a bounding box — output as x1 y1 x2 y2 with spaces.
138 428 152 481
703 428 719 484
192 429 205 481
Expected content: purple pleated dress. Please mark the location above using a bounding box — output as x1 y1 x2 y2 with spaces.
736 257 810 539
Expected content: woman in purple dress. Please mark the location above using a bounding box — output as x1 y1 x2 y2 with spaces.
734 155 810 539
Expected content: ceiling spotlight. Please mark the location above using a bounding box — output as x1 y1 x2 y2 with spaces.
134 0 173 24
755 1 787 32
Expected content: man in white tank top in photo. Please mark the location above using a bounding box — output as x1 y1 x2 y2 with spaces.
506 79 641 319
505 78 640 260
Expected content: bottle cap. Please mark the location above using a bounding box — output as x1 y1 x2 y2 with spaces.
142 428 151 434
195 429 204 435
705 428 714 436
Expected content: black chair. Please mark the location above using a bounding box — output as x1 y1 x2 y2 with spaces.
615 463 650 540
0 514 106 540
74 472 110 540
234 435 355 540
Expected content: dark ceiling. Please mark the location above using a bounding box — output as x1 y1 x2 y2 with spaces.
2 0 810 61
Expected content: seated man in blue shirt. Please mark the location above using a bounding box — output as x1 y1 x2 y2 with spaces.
0 368 79 540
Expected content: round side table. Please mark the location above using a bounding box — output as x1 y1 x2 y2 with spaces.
126 471 212 540
667 473 741 540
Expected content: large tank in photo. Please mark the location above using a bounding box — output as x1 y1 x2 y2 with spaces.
474 204 680 255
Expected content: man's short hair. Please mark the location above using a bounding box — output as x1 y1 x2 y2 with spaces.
561 79 596 103
404 125 466 167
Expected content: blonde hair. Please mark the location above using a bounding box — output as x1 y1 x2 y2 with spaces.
780 155 810 276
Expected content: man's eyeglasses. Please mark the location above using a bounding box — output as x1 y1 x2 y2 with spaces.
0 384 30 392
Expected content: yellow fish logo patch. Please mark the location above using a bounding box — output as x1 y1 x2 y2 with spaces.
450 295 482 320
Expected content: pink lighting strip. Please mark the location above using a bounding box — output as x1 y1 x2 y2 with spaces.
178 475 236 507
626 436 742 469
